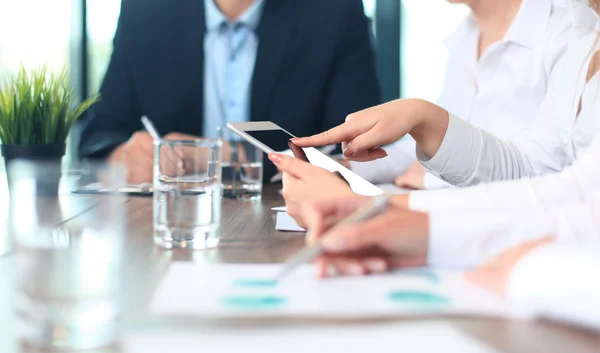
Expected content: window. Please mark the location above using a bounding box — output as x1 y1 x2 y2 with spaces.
0 0 72 80
0 0 73 170
87 0 121 94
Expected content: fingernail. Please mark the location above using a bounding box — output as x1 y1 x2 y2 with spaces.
364 259 387 273
348 264 364 276
342 143 354 157
268 153 283 164
342 142 351 153
290 137 299 142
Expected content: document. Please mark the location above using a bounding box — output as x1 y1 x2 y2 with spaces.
151 263 521 319
275 212 305 232
124 322 501 353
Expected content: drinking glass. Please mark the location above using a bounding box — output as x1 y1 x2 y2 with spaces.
221 140 263 201
8 161 126 350
153 138 222 249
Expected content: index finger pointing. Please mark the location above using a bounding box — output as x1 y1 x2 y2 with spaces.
293 123 361 147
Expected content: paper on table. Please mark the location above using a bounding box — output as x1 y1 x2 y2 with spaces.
74 182 153 195
151 263 520 319
124 322 501 353
275 212 305 232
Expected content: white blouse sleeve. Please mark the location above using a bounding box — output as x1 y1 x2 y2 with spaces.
507 243 600 331
410 136 600 212
426 200 600 268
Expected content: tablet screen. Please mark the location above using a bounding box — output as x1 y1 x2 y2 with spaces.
246 129 294 152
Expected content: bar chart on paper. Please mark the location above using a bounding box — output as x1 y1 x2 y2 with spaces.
151 264 516 319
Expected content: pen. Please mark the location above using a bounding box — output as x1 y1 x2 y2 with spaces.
142 116 185 175
141 116 161 141
274 193 394 281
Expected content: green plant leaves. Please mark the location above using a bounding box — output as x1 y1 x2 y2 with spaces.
0 65 100 145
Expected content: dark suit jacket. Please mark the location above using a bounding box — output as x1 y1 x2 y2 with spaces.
77 0 381 179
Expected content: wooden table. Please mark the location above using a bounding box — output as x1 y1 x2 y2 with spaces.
0 184 599 353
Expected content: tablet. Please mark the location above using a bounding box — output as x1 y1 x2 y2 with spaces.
226 121 382 196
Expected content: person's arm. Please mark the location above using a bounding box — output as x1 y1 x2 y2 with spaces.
319 0 381 133
294 89 560 185
296 15 572 186
77 0 142 159
426 197 600 268
507 243 600 331
408 132 600 212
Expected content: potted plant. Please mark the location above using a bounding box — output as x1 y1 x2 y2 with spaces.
0 66 99 195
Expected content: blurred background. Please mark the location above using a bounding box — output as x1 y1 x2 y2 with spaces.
0 0 469 168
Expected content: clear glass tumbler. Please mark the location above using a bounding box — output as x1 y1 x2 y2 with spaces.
8 161 126 351
221 140 263 201
153 138 223 249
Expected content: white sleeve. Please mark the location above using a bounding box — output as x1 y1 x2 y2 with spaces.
427 200 600 268
416 109 567 187
349 137 416 184
416 25 573 187
410 136 600 212
507 243 600 331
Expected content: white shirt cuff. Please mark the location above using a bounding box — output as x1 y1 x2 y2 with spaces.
416 114 478 185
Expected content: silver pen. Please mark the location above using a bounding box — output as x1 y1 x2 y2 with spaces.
141 116 161 141
142 115 186 177
274 193 395 281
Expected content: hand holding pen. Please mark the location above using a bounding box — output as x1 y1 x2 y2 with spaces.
284 193 429 278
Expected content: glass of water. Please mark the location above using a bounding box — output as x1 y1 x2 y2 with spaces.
8 161 126 350
221 140 263 201
153 138 222 249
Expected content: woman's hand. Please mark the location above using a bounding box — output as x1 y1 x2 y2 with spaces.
299 195 430 277
394 161 426 190
465 237 555 296
292 99 449 162
269 153 355 227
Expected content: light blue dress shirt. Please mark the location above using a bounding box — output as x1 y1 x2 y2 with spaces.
203 0 265 138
